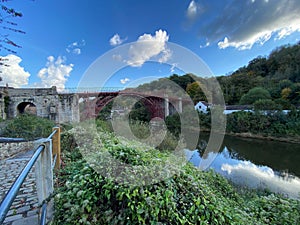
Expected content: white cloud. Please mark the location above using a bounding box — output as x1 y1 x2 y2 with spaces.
186 0 199 19
218 31 272 50
37 56 73 91
110 34 126 46
66 40 85 55
200 42 210 48
198 0 300 50
72 48 81 55
158 48 172 63
120 77 130 84
127 29 170 67
170 63 177 73
0 54 30 87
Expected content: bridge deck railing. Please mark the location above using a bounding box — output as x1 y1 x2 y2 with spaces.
0 127 61 225
58 87 123 94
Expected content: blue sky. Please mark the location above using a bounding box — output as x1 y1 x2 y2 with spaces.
1 0 300 91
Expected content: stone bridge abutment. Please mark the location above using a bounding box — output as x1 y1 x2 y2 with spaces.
0 86 79 123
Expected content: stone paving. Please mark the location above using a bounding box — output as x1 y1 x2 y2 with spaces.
0 150 39 225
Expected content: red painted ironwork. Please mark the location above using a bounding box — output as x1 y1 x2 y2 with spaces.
78 91 189 120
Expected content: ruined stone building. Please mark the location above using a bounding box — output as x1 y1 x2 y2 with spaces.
0 86 79 123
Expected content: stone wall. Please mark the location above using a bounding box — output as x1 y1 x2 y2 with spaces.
6 86 57 97
4 86 59 119
0 141 34 160
0 90 6 120
57 94 80 123
0 86 80 123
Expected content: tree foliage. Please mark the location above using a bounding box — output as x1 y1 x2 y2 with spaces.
186 81 206 103
216 43 300 106
132 42 300 108
239 87 271 105
253 99 281 111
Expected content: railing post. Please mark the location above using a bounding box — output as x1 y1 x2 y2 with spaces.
52 127 61 169
34 139 54 223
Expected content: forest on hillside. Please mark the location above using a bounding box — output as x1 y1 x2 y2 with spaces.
135 42 300 109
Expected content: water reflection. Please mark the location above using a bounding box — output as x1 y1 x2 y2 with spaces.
186 144 300 199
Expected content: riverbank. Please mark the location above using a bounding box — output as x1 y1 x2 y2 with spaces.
188 127 300 144
226 132 300 144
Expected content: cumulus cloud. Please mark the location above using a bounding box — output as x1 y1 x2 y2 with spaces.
110 34 126 46
120 77 130 84
37 56 73 91
66 40 85 55
0 54 30 87
127 29 170 67
197 0 300 50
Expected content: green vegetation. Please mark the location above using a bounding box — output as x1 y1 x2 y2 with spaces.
130 42 300 140
226 110 300 137
135 42 300 108
165 109 300 140
1 114 55 140
96 118 181 152
128 101 151 123
239 87 271 105
53 127 300 224
52 42 300 223
218 43 300 106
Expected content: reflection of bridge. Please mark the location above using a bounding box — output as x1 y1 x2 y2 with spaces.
0 87 191 123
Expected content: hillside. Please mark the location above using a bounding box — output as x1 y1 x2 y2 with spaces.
218 42 300 105
132 42 300 107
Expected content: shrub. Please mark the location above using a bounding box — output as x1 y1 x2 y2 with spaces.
53 128 300 225
2 114 55 140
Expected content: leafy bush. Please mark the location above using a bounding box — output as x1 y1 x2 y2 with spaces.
2 114 55 140
54 128 300 225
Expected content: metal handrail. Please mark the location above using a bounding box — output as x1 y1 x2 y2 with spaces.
40 203 47 225
46 129 57 141
0 129 57 224
52 154 57 170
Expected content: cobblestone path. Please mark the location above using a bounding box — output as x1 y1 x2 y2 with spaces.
0 150 39 225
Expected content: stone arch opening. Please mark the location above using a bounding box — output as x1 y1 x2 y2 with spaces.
17 102 37 115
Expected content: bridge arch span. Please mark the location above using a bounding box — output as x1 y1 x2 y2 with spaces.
17 102 37 115
80 92 166 120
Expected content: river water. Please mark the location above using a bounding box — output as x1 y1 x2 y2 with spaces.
185 134 300 199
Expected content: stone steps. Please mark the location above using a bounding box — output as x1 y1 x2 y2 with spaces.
0 150 40 225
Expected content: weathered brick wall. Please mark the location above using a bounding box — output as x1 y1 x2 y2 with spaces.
0 141 34 160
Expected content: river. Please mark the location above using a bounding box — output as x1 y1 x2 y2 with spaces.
185 134 300 199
